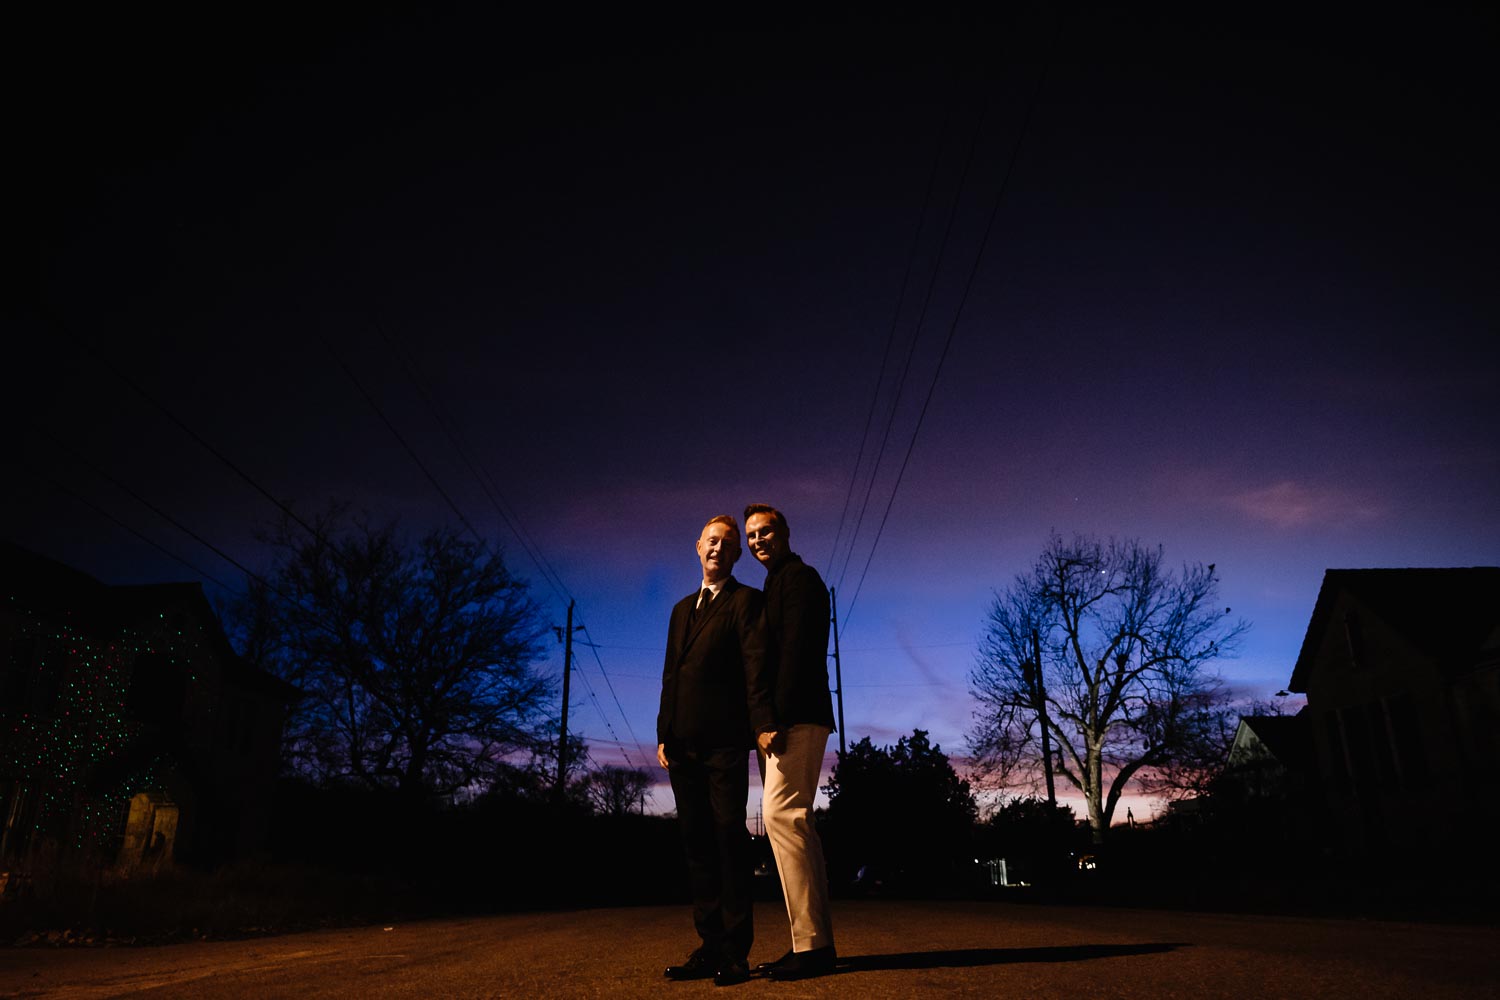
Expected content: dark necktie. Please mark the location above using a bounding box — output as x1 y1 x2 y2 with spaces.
692 588 712 626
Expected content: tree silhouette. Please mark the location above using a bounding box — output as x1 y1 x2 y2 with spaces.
968 534 1248 843
977 795 1083 882
1134 694 1291 801
821 729 978 890
229 506 551 800
583 765 650 817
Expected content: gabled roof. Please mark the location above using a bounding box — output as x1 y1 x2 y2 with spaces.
0 539 108 614
1234 714 1313 772
1289 567 1500 692
2 539 298 702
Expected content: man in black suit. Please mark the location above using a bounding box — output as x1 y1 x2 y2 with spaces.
743 502 838 981
657 514 772 987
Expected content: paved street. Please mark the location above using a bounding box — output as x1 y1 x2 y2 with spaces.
2 899 1496 999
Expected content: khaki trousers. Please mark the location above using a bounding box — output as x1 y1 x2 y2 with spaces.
757 723 834 952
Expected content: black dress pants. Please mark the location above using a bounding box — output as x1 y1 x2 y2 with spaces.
666 744 754 962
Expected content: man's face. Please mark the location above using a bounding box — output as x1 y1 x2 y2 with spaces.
697 521 741 582
746 512 788 569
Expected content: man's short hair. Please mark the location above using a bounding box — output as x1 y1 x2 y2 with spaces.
703 514 741 543
742 503 788 536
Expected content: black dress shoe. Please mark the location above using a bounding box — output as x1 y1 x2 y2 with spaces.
754 949 793 974
664 948 717 980
768 945 837 981
713 959 750 987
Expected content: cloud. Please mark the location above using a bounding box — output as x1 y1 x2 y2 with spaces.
1227 480 1384 530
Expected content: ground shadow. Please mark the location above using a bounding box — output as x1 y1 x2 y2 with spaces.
839 942 1187 972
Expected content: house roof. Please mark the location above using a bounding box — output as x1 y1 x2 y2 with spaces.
2 539 299 702
0 539 108 613
1288 567 1500 692
1236 714 1313 771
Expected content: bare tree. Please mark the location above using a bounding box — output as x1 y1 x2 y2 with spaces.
229 506 551 800
583 765 650 817
968 534 1248 843
1133 694 1291 801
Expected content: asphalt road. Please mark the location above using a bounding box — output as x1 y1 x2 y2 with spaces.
3 899 1497 999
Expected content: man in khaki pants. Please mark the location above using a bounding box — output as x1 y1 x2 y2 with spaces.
744 503 837 981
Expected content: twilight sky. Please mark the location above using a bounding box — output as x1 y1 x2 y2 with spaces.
10 9 1496 819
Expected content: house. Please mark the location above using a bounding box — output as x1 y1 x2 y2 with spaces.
1223 714 1314 801
0 541 297 872
1287 567 1500 854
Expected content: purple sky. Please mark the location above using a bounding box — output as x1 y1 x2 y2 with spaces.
10 10 1496 820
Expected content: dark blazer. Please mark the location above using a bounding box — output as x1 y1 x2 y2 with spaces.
762 553 836 731
657 578 773 750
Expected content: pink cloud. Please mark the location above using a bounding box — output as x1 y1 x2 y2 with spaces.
1228 480 1384 529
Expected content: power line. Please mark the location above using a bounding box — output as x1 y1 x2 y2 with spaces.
370 320 573 604
576 623 648 767
323 336 490 547
558 634 638 771
46 312 323 543
826 110 954 579
841 641 974 652
86 315 637 767
20 427 317 613
362 322 648 772
23 461 241 594
369 322 647 770
834 103 992 595
575 642 667 653
33 426 268 589
840 18 1064 634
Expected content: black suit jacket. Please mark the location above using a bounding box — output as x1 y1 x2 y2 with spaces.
657 577 773 750
762 553 836 731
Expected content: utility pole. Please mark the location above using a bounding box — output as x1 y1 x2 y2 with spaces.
553 599 583 798
829 586 846 756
